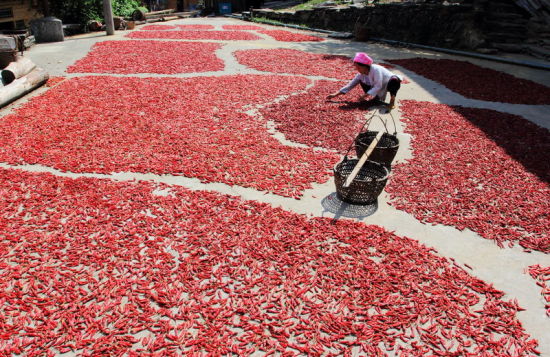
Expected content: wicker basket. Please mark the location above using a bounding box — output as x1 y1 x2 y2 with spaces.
334 158 389 205
355 131 399 169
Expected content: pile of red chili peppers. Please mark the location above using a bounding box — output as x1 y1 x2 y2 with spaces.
0 24 546 355
387 58 550 104
527 265 550 317
0 75 337 198
68 41 224 74
0 168 540 355
386 100 549 253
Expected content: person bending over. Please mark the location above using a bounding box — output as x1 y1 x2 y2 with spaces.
327 52 402 111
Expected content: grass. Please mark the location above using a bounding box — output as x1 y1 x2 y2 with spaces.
251 16 310 28
279 0 350 11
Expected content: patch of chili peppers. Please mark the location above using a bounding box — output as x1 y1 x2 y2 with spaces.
386 100 550 253
140 24 215 31
0 75 337 198
67 41 224 74
235 48 355 79
45 76 66 87
261 80 373 152
127 30 261 41
222 24 265 30
0 167 539 355
140 24 178 30
527 265 550 317
176 24 215 30
258 30 324 42
386 58 550 104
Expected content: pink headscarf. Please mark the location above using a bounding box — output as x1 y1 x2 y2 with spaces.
353 52 373 65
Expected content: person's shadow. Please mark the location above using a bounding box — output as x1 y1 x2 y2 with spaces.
327 99 388 112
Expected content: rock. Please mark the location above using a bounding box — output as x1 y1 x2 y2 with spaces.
476 47 499 54
88 21 103 32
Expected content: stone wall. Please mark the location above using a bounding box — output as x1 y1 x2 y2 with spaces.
254 3 487 50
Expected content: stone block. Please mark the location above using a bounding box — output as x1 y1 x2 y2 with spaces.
0 36 16 52
30 17 64 43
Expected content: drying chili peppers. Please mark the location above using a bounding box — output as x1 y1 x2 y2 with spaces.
0 75 337 198
140 24 178 30
386 57 550 104
260 80 370 152
67 41 224 74
141 24 214 30
386 100 550 253
127 30 261 41
258 30 324 42
222 25 265 30
527 265 550 317
235 48 354 79
0 167 539 355
45 76 66 87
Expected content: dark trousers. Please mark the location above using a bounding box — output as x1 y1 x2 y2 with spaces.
360 77 401 98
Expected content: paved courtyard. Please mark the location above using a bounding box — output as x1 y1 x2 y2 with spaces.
0 17 549 355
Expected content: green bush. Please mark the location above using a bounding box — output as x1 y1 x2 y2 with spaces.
49 0 142 25
112 0 142 18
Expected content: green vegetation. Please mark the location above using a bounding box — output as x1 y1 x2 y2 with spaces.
251 16 309 28
251 17 286 25
49 0 141 25
279 0 350 12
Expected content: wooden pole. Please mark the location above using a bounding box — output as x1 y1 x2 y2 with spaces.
103 0 115 35
0 68 49 109
343 131 383 188
1 56 36 85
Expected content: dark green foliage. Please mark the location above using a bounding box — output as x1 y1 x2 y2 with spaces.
112 0 143 18
49 0 142 25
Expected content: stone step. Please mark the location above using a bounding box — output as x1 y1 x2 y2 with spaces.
487 31 528 42
485 20 527 31
487 12 529 21
524 44 550 59
487 2 524 12
489 42 525 52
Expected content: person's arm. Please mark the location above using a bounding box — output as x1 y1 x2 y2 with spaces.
327 74 361 99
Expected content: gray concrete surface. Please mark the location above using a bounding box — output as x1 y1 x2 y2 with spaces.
3 17 550 354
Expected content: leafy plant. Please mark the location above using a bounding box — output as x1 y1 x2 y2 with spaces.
48 0 142 25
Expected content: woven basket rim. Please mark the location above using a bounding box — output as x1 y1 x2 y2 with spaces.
334 159 390 182
355 131 399 149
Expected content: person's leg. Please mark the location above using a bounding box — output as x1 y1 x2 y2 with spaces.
386 77 401 109
359 82 372 94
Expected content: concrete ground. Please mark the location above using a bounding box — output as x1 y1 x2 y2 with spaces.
2 16 549 354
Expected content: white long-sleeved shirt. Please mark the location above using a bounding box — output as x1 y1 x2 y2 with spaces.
339 64 402 101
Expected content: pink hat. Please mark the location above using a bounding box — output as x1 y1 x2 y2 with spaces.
353 52 373 65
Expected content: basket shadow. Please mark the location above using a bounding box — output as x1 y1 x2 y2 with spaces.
321 192 378 222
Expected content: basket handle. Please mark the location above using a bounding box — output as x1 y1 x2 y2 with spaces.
342 111 377 158
371 112 398 136
343 131 384 187
388 111 397 136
